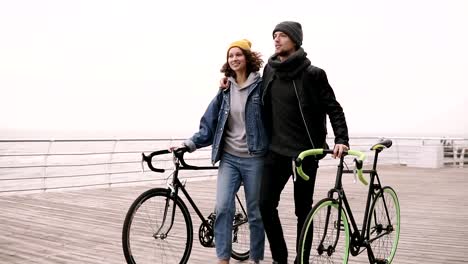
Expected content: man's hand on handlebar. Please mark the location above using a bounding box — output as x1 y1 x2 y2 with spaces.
333 144 349 159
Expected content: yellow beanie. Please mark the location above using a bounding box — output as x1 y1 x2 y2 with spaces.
228 39 252 52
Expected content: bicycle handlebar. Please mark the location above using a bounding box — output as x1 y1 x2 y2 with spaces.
295 149 368 185
142 147 218 173
141 149 172 173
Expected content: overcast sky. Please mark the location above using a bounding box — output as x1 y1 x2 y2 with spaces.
1 0 467 139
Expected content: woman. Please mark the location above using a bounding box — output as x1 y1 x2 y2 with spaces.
181 39 267 264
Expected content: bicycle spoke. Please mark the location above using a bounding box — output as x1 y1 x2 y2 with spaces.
298 199 349 264
231 190 250 261
123 189 192 264
367 187 400 263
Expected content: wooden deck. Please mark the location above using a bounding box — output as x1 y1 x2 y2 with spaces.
1 165 467 263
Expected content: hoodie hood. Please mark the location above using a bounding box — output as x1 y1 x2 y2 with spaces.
228 71 261 90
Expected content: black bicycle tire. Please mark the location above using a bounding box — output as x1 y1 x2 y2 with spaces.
298 197 350 264
231 193 250 261
230 191 250 260
230 221 250 260
122 188 193 264
366 186 400 263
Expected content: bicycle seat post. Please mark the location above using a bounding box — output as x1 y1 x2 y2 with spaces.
371 149 381 171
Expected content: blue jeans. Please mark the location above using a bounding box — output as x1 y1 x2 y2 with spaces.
215 152 265 261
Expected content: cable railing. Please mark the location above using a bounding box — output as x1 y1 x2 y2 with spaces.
0 136 467 194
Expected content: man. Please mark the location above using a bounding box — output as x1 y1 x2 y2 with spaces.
259 21 349 264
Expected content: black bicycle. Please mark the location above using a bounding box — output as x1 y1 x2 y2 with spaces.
122 147 250 264
295 139 400 264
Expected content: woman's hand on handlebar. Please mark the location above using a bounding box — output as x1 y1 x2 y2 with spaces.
169 145 189 157
333 144 349 159
169 145 183 152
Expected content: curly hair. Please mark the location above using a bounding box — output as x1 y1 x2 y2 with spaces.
220 49 263 78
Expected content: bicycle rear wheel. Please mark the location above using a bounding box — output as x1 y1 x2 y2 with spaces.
367 186 400 263
298 198 350 264
231 191 250 261
122 188 193 264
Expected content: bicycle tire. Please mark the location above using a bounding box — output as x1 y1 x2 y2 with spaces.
122 188 193 264
231 191 250 261
298 198 350 264
367 186 400 263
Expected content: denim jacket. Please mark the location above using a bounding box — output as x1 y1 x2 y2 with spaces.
184 75 268 164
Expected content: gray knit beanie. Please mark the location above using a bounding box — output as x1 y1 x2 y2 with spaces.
272 21 303 47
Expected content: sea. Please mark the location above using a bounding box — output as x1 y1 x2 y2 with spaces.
1 128 466 195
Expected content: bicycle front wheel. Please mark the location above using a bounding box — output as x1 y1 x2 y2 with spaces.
298 198 350 264
367 186 400 263
122 188 193 264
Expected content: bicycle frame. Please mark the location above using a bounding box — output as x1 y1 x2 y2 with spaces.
327 149 394 261
154 150 248 240
158 153 219 237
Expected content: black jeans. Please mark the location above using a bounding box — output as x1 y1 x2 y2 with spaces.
259 150 318 264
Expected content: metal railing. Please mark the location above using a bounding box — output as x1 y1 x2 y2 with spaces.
0 136 467 194
0 138 215 194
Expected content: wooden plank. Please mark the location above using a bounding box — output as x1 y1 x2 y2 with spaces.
0 165 467 263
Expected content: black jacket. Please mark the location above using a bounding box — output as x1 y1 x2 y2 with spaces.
261 49 349 150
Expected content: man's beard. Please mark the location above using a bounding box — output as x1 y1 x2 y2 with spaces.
276 49 294 58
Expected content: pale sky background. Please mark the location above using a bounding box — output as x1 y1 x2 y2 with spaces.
1 0 467 139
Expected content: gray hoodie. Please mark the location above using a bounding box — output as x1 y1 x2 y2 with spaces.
223 72 261 157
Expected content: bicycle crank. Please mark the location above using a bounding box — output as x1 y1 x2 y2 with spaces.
199 212 216 247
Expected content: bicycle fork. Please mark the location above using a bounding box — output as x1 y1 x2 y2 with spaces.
153 186 178 240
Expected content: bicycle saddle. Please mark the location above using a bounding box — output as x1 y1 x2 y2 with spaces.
370 139 393 151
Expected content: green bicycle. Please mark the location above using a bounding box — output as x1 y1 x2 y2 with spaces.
295 139 400 264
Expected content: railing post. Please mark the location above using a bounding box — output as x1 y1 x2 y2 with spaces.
107 140 119 187
42 140 54 192
460 147 467 168
452 140 458 166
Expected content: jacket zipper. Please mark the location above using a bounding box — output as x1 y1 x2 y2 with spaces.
293 80 315 149
292 80 315 182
